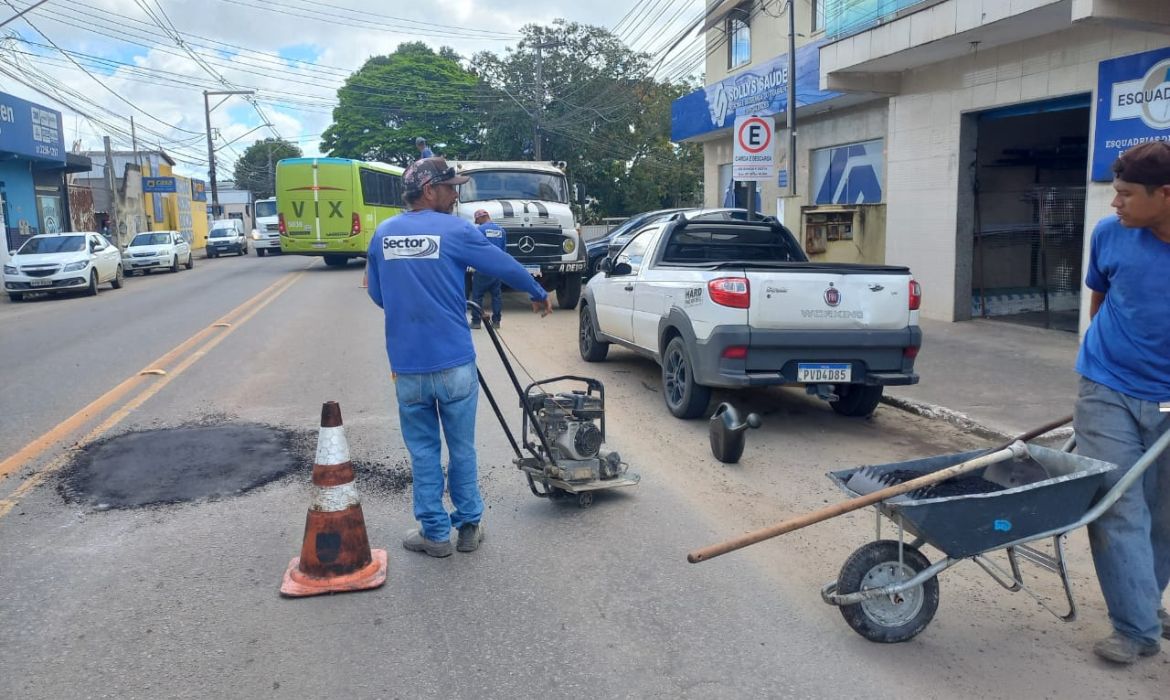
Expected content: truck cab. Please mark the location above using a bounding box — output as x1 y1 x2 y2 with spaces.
251 197 280 256
450 160 586 309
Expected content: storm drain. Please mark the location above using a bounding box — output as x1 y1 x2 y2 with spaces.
58 424 306 509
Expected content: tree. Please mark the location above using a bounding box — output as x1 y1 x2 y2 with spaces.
469 21 703 221
233 138 302 199
320 42 485 165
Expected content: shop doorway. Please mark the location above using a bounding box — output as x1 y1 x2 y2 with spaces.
968 96 1090 332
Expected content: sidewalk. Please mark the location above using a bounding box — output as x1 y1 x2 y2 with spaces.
885 318 1081 439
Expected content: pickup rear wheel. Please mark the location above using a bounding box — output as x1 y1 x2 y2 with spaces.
830 385 884 417
578 305 609 362
662 336 711 419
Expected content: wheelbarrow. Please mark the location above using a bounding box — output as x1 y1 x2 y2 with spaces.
687 420 1170 643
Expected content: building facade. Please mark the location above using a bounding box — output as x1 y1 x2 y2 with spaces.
0 92 91 263
677 0 1170 334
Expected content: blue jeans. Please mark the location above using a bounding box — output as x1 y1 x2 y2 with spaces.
394 361 483 542
470 272 502 323
1074 377 1170 645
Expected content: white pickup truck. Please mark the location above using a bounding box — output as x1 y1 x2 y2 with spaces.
578 214 922 419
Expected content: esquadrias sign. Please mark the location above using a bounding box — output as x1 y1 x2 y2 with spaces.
1093 47 1170 181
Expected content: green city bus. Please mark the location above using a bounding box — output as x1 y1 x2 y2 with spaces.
276 158 405 266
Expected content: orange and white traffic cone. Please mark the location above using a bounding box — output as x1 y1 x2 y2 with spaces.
281 401 387 597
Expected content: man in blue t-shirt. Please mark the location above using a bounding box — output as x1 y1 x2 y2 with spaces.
469 208 508 329
367 157 552 558
1074 141 1170 665
415 137 434 159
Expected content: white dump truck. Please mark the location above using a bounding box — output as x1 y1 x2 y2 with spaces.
450 160 586 309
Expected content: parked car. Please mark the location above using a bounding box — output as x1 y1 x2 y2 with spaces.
122 230 193 275
207 219 248 257
586 208 777 279
3 231 124 301
585 209 685 279
579 215 921 419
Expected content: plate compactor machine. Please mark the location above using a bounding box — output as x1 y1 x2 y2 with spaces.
470 303 639 508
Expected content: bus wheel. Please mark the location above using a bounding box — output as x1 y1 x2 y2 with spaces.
323 255 348 267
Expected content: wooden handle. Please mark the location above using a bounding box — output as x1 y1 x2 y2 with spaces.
687 443 1027 563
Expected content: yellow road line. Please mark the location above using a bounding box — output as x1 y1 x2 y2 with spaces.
0 269 307 517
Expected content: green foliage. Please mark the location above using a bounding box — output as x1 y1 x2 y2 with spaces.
320 42 484 166
233 137 302 199
320 27 704 221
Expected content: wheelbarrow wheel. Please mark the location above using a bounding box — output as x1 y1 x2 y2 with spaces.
837 540 939 643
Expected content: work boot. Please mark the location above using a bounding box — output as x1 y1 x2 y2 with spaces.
1160 609 1169 641
469 318 482 329
456 522 484 553
1092 632 1160 664
402 528 453 558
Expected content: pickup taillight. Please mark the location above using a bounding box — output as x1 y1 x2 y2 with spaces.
278 213 287 235
908 279 922 310
708 277 750 309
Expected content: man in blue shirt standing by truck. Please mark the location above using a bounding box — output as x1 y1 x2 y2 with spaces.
469 208 507 329
1074 141 1170 665
367 157 553 557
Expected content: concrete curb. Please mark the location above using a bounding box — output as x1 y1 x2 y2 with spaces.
880 394 1075 444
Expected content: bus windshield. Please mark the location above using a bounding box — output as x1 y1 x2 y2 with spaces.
459 171 568 203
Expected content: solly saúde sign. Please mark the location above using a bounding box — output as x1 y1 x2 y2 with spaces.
1093 47 1170 181
0 92 64 163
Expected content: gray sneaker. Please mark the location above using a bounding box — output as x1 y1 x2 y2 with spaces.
456 522 484 553
1160 609 1169 641
402 528 453 558
1093 632 1160 664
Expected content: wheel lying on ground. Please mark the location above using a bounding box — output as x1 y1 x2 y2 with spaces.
578 304 609 362
661 336 711 419
836 540 939 643
830 384 884 417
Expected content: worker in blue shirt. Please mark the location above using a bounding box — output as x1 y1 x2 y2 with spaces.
367 157 553 557
415 137 434 159
469 208 507 329
1074 141 1170 665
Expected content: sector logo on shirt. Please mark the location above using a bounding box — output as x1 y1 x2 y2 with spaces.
383 235 441 260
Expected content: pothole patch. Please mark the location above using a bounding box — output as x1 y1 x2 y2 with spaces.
57 424 306 509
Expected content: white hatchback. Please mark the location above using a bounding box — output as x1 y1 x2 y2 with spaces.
122 230 194 275
3 232 124 301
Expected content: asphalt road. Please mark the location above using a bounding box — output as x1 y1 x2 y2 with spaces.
0 254 1165 699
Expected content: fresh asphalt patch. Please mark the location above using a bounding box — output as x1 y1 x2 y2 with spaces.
55 419 414 510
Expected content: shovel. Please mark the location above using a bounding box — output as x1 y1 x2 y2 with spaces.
686 414 1073 564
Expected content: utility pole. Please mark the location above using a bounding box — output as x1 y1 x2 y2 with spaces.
103 136 117 243
130 116 141 172
267 142 274 198
203 89 254 219
786 0 797 197
533 40 562 161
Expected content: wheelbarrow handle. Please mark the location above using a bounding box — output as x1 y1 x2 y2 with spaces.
686 442 1029 564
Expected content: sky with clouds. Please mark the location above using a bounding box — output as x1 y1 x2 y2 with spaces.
0 0 705 179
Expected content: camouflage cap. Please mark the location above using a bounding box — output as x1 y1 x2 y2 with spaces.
403 157 469 197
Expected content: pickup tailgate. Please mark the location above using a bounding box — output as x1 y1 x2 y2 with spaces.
747 265 911 330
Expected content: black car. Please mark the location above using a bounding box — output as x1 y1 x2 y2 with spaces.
584 209 686 279
584 208 778 279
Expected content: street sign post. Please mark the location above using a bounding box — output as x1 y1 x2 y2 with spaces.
733 115 775 181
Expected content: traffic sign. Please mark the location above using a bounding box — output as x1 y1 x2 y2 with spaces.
733 115 774 181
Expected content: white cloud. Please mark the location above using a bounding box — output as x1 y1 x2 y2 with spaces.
0 0 703 179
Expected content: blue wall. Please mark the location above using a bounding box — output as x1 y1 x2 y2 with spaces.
0 159 40 252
